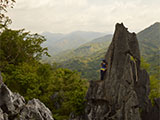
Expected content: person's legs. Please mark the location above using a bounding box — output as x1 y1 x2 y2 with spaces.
100 70 104 80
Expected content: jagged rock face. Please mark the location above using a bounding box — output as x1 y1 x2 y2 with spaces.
19 99 54 120
0 84 25 119
0 108 4 120
85 23 146 120
0 83 54 120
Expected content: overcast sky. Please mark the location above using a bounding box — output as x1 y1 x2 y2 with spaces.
7 0 160 34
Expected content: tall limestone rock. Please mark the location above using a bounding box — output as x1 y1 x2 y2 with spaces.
84 23 151 120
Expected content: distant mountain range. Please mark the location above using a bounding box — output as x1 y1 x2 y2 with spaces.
49 34 112 62
46 22 160 80
42 31 105 55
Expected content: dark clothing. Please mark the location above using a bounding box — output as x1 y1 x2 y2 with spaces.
101 63 106 69
100 70 106 80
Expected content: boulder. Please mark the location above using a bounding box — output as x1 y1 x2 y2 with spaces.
0 83 25 119
0 83 54 120
19 99 54 120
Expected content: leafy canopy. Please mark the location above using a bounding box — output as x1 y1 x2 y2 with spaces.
0 28 50 69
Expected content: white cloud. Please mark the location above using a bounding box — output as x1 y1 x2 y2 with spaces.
7 0 160 34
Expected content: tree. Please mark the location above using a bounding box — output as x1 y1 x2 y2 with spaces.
0 0 15 29
4 62 41 100
0 0 15 13
141 57 150 72
40 68 88 120
3 62 88 119
141 58 160 104
149 74 160 104
0 28 50 70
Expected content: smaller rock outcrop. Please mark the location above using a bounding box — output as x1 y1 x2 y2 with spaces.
0 83 54 120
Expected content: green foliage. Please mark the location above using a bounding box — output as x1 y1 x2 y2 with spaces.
140 58 160 105
3 62 88 119
149 74 160 104
3 62 41 100
0 1 88 119
56 48 106 80
138 22 160 75
0 24 88 119
49 36 111 63
0 29 50 69
140 57 150 71
43 68 88 120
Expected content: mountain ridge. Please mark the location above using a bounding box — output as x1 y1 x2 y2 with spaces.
42 31 106 55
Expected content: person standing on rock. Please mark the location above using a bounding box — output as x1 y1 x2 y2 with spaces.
100 60 108 80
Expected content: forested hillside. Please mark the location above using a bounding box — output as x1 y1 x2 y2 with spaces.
42 31 105 55
138 22 160 75
49 34 112 63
